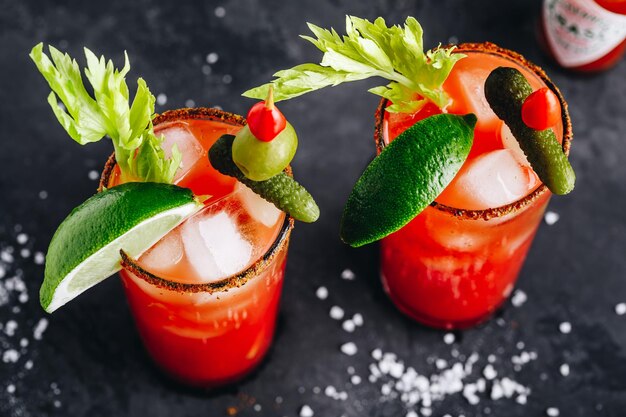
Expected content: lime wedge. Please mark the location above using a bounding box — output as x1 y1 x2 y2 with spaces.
340 113 476 247
41 182 202 313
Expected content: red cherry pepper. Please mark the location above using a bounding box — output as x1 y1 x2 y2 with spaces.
246 86 287 142
521 87 561 131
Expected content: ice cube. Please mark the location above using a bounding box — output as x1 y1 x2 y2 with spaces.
140 230 184 272
446 65 500 132
443 150 535 210
157 123 204 181
182 209 252 282
236 182 282 227
499 122 530 166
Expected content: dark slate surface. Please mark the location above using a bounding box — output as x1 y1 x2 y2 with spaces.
1 0 626 416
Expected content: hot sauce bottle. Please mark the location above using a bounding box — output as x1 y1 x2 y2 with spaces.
540 0 626 72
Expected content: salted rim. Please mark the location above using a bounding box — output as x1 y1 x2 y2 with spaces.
374 42 574 221
99 107 294 294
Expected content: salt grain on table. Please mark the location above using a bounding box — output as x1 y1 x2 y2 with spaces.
342 319 356 333
544 211 560 225
340 342 357 356
16 234 28 245
511 289 527 307
315 286 328 300
299 404 314 417
329 306 344 320
33 318 49 340
340 269 355 280
546 407 560 416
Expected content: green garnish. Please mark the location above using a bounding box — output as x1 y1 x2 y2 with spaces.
243 16 465 113
484 67 575 195
41 182 202 313
30 43 181 183
209 135 319 223
341 114 476 247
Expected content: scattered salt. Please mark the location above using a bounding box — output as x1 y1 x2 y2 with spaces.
544 211 560 225
16 234 28 245
615 302 626 316
253 404 261 412
352 313 364 327
1 250 14 263
5 320 18 336
214 6 226 18
546 407 560 416
559 322 572 334
443 333 455 345
315 286 328 300
206 52 219 64
156 93 167 106
3 349 20 363
559 363 570 377
341 269 355 280
33 318 49 340
511 289 527 307
185 99 196 108
482 364 497 380
340 342 357 356
342 320 356 333
39 190 48 199
7 384 16 394
329 306 345 320
299 404 314 417
34 252 45 265
351 375 361 385
222 74 233 84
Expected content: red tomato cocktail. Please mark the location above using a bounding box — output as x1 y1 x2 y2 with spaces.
376 43 572 329
102 108 293 387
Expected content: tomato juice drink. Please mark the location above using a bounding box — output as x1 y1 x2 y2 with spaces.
376 43 572 329
102 108 293 387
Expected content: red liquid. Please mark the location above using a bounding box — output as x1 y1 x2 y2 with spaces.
109 113 289 387
540 0 626 72
120 248 287 387
379 49 565 329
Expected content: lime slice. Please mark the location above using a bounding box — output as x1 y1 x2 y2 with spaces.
41 182 202 313
340 113 476 247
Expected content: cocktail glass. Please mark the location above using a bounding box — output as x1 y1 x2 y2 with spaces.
100 108 294 387
374 43 572 329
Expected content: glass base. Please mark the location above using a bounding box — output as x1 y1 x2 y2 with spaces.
381 271 507 330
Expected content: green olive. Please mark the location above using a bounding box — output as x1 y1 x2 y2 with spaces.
232 123 298 181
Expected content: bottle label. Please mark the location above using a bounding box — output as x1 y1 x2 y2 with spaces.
543 0 626 67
